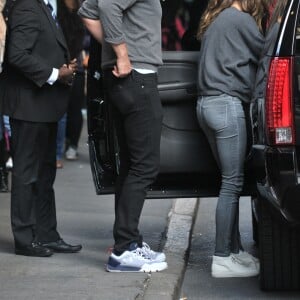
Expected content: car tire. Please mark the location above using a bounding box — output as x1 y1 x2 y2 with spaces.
251 197 259 245
258 198 300 291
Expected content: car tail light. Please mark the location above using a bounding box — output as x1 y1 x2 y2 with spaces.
266 57 295 145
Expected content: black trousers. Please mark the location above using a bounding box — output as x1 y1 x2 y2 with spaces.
10 119 60 248
104 70 163 252
66 72 85 148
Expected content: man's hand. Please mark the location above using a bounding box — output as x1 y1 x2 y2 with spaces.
68 58 78 73
113 56 132 78
111 43 132 78
58 65 73 85
57 59 78 85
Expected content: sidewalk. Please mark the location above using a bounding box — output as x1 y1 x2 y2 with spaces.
180 197 300 299
0 122 197 300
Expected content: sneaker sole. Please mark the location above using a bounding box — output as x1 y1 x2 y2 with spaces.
212 270 259 278
65 157 78 160
15 250 53 257
106 262 168 273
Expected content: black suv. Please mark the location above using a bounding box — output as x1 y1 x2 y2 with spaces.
86 0 300 291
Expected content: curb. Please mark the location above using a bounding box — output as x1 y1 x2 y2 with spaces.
140 198 199 300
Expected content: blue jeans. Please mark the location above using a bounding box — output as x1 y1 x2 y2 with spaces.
0 115 11 141
196 94 247 257
56 114 67 160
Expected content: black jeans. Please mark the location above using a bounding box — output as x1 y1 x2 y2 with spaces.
104 70 163 252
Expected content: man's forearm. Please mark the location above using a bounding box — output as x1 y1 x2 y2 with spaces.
111 43 129 60
111 42 132 77
81 18 103 44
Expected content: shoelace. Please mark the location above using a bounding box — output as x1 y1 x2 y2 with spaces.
230 255 240 264
231 252 259 266
132 247 152 260
140 242 156 258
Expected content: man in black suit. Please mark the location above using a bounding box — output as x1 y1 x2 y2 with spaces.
0 0 82 257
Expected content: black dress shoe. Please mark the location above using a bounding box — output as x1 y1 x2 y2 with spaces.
40 239 82 253
15 243 53 257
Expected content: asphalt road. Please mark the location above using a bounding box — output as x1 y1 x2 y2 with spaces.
180 196 300 300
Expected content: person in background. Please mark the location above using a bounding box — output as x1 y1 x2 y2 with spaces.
2 115 12 170
0 0 6 73
0 117 8 192
46 0 66 169
0 0 82 257
1 0 16 174
56 113 67 168
78 0 167 272
196 0 267 278
0 0 8 192
58 0 86 162
64 45 87 161
86 35 102 102
53 0 85 168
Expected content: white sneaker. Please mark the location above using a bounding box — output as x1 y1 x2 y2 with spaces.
6 157 13 169
140 242 166 262
231 251 259 271
106 244 168 273
65 146 78 160
212 254 259 278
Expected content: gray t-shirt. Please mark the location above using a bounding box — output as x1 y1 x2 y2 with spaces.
78 0 162 72
198 7 265 103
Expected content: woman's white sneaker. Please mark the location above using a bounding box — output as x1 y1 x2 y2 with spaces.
211 254 259 278
231 251 260 271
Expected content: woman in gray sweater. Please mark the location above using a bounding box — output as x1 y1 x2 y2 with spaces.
196 0 267 278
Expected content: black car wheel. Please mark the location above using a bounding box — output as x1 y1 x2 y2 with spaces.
258 197 300 290
251 196 259 245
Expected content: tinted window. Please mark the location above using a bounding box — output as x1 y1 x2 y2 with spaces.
161 0 208 51
296 13 300 54
295 6 300 93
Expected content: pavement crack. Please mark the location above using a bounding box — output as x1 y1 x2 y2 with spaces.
135 274 152 300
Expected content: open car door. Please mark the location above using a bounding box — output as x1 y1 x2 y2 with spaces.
86 0 223 198
86 0 259 198
87 51 221 197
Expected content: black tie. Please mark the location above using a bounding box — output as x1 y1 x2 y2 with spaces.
46 2 59 27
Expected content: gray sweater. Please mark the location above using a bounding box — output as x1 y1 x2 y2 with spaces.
78 0 162 72
253 22 280 100
198 7 265 103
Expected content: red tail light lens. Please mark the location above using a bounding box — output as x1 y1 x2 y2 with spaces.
266 57 294 145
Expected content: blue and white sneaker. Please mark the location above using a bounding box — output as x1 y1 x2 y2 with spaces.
140 242 166 263
106 243 168 273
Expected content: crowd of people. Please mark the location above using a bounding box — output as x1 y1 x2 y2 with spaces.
0 0 287 278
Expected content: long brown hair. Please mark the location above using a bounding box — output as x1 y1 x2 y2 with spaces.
268 0 288 29
197 0 270 39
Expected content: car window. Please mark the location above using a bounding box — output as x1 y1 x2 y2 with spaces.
296 17 300 53
295 3 300 92
161 0 208 51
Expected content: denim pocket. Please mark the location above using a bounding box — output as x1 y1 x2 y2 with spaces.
202 103 228 131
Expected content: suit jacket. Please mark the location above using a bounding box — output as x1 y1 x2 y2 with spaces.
0 0 71 122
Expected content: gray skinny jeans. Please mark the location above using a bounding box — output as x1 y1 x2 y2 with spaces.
196 94 247 257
